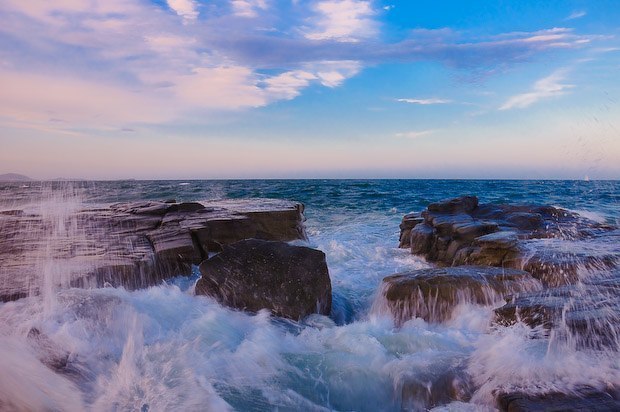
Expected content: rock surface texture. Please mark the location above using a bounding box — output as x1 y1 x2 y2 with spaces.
196 239 332 320
399 196 618 286
374 266 542 324
0 198 306 302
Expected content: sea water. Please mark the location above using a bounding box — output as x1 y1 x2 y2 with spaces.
0 180 618 411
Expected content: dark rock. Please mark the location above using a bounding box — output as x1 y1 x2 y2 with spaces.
399 212 424 248
427 196 478 214
401 365 473 411
374 266 541 324
410 223 434 255
496 388 620 412
196 239 331 320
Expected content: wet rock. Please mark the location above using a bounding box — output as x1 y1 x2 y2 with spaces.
196 239 331 320
0 199 307 302
496 388 620 412
427 196 478 214
495 275 620 350
401 366 473 411
399 212 424 248
374 266 541 324
399 196 618 286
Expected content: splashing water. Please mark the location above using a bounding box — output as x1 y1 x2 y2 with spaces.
0 179 618 410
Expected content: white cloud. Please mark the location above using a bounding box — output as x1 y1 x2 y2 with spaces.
167 0 198 22
231 0 268 18
566 10 587 20
262 70 317 100
499 70 574 110
396 98 452 105
395 130 436 139
312 60 361 87
305 0 377 42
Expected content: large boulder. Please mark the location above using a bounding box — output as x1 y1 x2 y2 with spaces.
373 266 541 325
398 196 618 287
196 239 332 320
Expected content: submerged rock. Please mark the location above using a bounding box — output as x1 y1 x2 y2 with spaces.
373 266 541 324
401 364 474 411
0 199 306 302
398 196 618 286
196 239 331 320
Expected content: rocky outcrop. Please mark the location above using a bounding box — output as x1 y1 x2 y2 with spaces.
0 199 306 302
373 266 541 325
195 239 332 320
399 196 618 287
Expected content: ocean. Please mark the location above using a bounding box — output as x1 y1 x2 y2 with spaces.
0 179 618 411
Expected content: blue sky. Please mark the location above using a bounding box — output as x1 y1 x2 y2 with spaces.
0 0 619 179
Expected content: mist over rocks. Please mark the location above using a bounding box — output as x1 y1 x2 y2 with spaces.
0 198 307 302
195 239 332 320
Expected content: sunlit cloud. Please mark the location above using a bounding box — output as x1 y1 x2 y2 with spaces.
167 0 199 22
396 98 452 105
499 70 574 110
304 0 377 42
0 0 604 134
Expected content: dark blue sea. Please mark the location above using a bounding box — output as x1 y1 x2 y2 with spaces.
0 180 618 410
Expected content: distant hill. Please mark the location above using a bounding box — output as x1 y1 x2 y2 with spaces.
0 173 33 182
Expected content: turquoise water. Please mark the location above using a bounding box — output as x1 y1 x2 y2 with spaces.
0 180 618 411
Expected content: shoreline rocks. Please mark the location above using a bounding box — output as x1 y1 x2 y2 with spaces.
373 266 541 325
196 239 332 320
398 196 618 287
0 198 307 302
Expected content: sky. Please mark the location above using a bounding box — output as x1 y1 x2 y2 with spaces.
0 0 619 179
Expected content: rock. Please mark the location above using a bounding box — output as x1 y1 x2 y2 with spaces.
496 388 620 412
399 212 424 248
373 266 542 324
427 196 478 214
409 224 434 255
494 275 620 350
398 196 618 286
401 365 473 411
0 198 307 302
195 239 331 320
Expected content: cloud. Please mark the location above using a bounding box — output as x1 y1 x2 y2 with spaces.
231 0 268 18
0 0 603 132
566 10 587 20
396 98 452 105
304 0 377 42
167 0 199 22
499 70 574 110
395 130 436 139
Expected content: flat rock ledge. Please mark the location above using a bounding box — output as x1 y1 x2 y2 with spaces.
373 266 542 325
196 239 332 320
0 198 306 302
399 196 618 286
